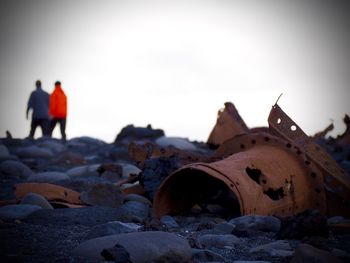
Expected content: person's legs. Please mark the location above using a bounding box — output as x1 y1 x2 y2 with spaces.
50 118 58 137
38 118 49 137
29 118 39 138
59 118 66 141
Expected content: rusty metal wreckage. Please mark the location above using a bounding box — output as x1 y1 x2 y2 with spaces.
153 102 350 219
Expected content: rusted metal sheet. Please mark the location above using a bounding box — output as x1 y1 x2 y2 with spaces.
268 104 350 215
154 132 326 218
15 183 84 205
207 102 249 147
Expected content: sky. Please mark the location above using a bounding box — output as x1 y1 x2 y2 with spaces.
0 0 349 143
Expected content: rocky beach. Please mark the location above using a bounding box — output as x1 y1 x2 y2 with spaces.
1 105 350 263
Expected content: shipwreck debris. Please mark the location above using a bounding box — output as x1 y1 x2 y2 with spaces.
207 102 249 148
154 132 326 218
154 103 350 218
268 104 350 216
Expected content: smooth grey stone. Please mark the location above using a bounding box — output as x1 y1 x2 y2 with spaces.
20 192 53 209
16 145 54 158
67 164 100 177
229 215 281 232
119 163 141 178
327 216 350 225
192 248 225 262
80 183 123 208
122 201 150 220
160 215 179 229
249 240 293 257
124 194 152 206
27 171 70 183
0 160 33 178
155 136 197 150
197 234 240 249
72 231 192 263
212 222 236 234
0 204 42 221
290 243 343 263
87 221 143 239
0 145 10 158
37 140 65 153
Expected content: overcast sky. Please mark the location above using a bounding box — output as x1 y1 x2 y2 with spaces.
0 0 349 143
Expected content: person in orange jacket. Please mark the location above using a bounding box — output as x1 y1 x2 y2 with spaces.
49 81 67 141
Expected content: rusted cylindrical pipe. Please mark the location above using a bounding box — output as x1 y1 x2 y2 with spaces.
154 133 326 218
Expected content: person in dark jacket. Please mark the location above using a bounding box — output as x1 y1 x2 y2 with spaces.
26 80 50 138
49 81 67 141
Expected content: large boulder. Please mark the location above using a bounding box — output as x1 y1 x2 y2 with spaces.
72 231 192 263
0 160 34 178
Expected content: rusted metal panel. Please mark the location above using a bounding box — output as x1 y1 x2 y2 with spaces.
207 102 249 147
15 183 84 205
154 133 326 218
268 104 350 214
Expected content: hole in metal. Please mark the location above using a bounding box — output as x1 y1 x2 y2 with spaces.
311 172 317 178
251 139 256 144
240 144 245 149
277 118 282 124
264 187 285 200
315 188 321 194
264 137 270 142
286 143 291 148
245 167 261 185
305 160 311 165
290 125 297 131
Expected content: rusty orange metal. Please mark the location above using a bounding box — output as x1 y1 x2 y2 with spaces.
15 183 84 205
207 102 249 147
268 104 350 216
154 132 326 218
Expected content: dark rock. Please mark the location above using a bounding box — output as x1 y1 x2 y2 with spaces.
197 234 240 249
124 194 152 206
80 183 124 207
290 243 343 263
192 248 225 262
114 124 164 144
20 192 53 209
72 231 192 263
122 201 150 221
27 171 70 183
277 209 329 239
160 215 179 229
229 215 281 233
101 244 132 263
139 155 181 200
0 160 34 178
87 221 142 239
0 204 42 221
25 206 134 226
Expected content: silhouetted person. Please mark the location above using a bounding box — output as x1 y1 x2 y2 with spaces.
49 81 67 141
26 80 50 138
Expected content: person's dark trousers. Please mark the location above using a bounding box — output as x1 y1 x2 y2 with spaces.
50 118 66 141
29 118 50 138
